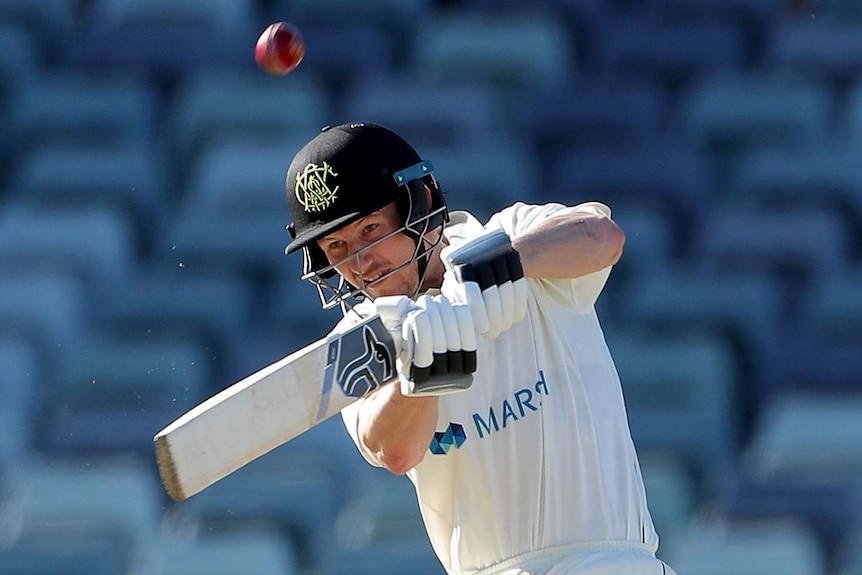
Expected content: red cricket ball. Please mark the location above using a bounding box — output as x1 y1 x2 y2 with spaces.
255 22 305 76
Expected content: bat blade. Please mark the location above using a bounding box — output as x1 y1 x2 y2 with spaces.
154 314 397 501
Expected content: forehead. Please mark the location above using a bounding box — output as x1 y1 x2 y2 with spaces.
321 201 400 241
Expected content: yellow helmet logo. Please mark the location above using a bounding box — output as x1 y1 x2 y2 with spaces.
295 162 339 212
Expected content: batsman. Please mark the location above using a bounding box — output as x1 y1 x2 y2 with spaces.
284 123 676 575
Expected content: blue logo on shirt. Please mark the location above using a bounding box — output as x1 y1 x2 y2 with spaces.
429 423 466 455
429 370 550 454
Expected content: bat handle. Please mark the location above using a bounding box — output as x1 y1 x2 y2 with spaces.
401 373 473 396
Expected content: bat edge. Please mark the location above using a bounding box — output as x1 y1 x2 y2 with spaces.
154 432 188 502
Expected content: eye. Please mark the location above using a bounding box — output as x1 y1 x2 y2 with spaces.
364 223 379 234
325 239 344 252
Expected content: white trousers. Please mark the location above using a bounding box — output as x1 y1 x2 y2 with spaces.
470 541 678 575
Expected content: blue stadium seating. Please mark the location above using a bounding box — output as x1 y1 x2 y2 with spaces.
3 1 862 572
167 69 329 170
516 80 670 158
727 144 862 216
0 338 37 466
68 0 257 76
134 530 300 575
8 141 168 228
8 71 157 152
691 206 852 284
419 135 540 222
715 472 862 559
609 328 740 486
594 16 748 87
666 518 826 575
743 392 862 482
638 453 698 563
341 76 501 149
549 143 712 228
680 72 834 152
619 266 782 394
41 331 212 453
410 10 575 99
0 271 87 358
0 202 138 287
0 457 163 574
767 18 862 86
172 444 346 572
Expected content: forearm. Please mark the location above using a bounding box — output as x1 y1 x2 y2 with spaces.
512 210 625 279
356 382 439 475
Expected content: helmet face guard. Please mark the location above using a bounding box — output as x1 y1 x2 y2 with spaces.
284 124 449 310
301 186 447 309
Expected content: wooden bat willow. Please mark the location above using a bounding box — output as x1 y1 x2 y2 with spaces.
154 314 397 501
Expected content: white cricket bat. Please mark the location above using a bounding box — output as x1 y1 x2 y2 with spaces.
154 314 397 501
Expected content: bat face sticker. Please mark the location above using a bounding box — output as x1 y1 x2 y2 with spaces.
337 321 396 397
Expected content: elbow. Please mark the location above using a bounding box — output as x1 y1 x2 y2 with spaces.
378 447 426 475
607 220 625 265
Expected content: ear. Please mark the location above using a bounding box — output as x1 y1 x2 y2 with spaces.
424 184 433 209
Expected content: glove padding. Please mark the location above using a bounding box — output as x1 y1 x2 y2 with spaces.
441 228 528 340
375 294 477 396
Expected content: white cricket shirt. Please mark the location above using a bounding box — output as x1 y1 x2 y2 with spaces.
341 202 659 575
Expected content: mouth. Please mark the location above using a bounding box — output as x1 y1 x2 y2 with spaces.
362 270 389 287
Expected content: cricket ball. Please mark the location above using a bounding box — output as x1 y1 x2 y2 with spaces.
255 22 305 76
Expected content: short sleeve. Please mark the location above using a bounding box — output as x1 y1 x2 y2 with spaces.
486 202 615 310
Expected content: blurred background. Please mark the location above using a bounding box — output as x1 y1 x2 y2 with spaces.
2 0 862 573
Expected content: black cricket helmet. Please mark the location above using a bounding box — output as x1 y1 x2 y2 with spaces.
285 123 448 309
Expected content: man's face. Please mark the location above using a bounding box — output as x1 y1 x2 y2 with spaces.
317 202 421 299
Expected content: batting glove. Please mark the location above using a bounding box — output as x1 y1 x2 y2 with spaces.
441 228 528 340
375 294 477 396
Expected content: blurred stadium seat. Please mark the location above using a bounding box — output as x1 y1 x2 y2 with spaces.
284 22 395 94
594 16 748 87
727 144 862 216
155 208 287 280
0 270 87 356
640 0 782 24
0 457 163 574
0 0 75 60
171 443 346 572
610 328 739 485
40 331 211 453
8 141 168 229
667 518 826 575
691 206 852 284
805 268 862 344
183 140 302 217
767 18 862 87
715 471 862 558
550 143 712 233
619 265 782 397
92 265 254 357
420 136 539 222
680 72 833 152
68 0 256 76
168 69 328 172
411 10 574 99
0 338 37 466
331 470 444 574
8 71 157 153
516 80 669 158
341 76 501 149
637 453 698 562
0 202 138 286
134 530 300 575
743 392 862 481
0 26 38 144
607 203 676 277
